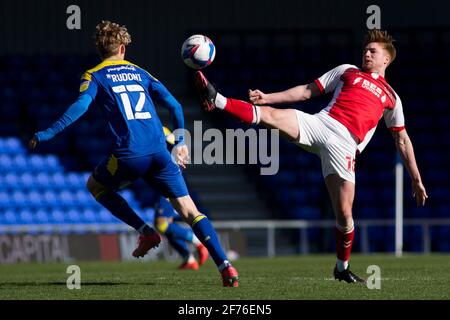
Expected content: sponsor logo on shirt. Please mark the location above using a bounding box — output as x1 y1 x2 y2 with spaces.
360 79 383 99
106 65 136 72
79 81 90 92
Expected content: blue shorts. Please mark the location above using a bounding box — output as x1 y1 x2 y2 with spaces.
93 150 189 198
154 196 180 219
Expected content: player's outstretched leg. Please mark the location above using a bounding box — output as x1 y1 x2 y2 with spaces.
87 175 161 258
195 71 260 124
194 71 300 142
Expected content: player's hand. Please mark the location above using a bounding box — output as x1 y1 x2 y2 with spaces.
412 180 428 206
28 135 39 150
249 89 268 105
174 144 190 170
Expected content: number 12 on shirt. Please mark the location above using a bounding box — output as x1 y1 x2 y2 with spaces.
112 84 151 120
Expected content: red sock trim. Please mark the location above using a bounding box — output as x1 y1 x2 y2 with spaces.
335 227 355 261
224 98 255 124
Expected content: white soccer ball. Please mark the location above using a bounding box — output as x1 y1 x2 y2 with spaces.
181 35 216 69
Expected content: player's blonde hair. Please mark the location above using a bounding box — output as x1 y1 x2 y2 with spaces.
94 20 132 59
363 29 396 64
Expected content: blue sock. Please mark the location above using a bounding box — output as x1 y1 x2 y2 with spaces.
166 236 190 259
191 215 230 271
96 192 146 231
165 222 194 243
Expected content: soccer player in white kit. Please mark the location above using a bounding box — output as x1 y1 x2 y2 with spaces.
195 29 428 283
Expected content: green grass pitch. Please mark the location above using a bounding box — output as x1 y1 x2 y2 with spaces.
0 254 448 300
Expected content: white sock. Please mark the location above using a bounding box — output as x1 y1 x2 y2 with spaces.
186 254 196 263
218 260 231 272
336 259 349 272
252 105 261 124
191 235 201 245
215 93 227 109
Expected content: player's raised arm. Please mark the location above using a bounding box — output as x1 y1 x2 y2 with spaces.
248 82 322 105
391 129 428 206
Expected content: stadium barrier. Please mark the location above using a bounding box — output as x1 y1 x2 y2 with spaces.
213 219 450 256
1 219 449 264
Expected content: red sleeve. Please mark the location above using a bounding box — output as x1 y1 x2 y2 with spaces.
389 126 405 132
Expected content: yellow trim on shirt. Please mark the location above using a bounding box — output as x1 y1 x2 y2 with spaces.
81 59 158 82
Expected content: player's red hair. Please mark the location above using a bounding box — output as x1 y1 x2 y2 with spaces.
363 29 396 64
95 20 132 59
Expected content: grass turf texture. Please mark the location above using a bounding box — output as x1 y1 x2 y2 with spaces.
0 254 448 300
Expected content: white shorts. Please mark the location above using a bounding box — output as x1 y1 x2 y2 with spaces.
294 110 358 183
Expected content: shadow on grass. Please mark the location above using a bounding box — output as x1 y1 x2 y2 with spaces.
0 281 158 287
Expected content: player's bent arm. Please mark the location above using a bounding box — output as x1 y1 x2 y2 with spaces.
249 82 322 105
31 94 93 145
150 80 185 143
391 129 428 206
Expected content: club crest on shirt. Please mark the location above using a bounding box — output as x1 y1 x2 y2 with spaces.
79 81 90 92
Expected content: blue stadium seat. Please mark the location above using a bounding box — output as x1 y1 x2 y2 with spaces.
99 209 116 224
4 209 18 225
82 209 98 224
66 209 82 224
11 190 28 208
2 137 25 155
36 172 52 190
34 209 49 223
44 154 62 172
19 209 35 225
0 155 13 173
52 172 66 189
20 173 35 191
67 172 84 190
12 154 28 172
59 190 75 208
0 176 5 192
5 173 20 191
74 190 95 208
43 190 59 208
50 209 67 224
0 191 11 209
29 154 47 172
28 190 44 208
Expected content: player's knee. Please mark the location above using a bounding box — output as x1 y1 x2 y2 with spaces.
86 175 110 200
260 107 277 124
336 207 353 229
170 197 200 224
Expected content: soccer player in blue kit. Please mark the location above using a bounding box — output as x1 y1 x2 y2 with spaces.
29 20 239 287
